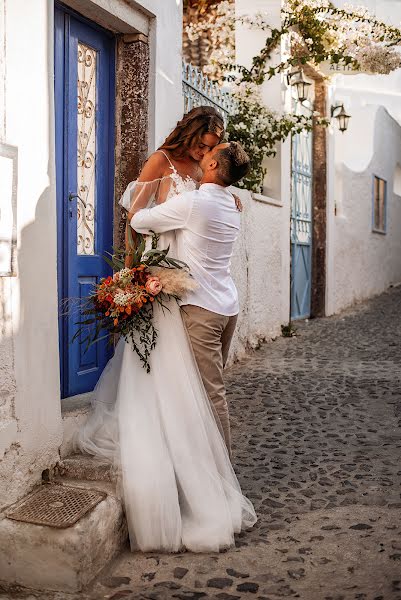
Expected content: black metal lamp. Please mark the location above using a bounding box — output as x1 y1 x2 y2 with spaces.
331 103 351 132
286 69 312 103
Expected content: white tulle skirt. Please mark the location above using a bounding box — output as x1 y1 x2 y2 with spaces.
74 301 257 553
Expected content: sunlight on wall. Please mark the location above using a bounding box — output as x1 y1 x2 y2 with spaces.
157 68 174 85
394 164 401 197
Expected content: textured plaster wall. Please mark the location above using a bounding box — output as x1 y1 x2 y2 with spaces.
229 190 286 361
0 278 17 451
0 0 62 511
114 37 150 250
0 0 183 508
327 107 401 315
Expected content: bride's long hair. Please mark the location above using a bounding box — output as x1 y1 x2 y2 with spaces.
159 106 225 159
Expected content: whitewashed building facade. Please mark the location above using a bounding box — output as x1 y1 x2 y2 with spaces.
327 0 401 314
0 0 400 589
0 0 184 512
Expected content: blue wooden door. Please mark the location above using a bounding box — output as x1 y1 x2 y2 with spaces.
55 5 115 398
290 101 313 320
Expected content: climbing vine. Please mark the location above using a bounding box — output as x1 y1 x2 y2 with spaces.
186 0 401 192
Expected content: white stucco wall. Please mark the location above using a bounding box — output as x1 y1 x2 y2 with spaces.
230 189 286 360
326 0 401 315
234 0 291 328
0 0 62 510
144 0 184 149
0 0 183 510
327 107 401 314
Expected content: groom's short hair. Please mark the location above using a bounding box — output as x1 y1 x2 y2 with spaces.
215 142 250 186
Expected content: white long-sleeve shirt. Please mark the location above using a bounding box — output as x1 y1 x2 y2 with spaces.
131 183 240 316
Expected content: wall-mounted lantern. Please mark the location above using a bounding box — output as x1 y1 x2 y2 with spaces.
330 103 351 132
286 69 312 103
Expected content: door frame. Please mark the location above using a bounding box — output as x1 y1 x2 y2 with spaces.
290 99 314 321
54 1 116 399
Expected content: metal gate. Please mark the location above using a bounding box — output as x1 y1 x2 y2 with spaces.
290 103 313 320
182 61 234 126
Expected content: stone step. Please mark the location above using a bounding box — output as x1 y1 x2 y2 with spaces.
0 465 128 592
56 453 117 483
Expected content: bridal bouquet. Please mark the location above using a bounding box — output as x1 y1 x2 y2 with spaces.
73 231 197 372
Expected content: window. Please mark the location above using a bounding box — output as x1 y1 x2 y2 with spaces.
372 176 387 234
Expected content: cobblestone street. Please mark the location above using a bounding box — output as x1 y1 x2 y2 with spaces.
4 287 401 600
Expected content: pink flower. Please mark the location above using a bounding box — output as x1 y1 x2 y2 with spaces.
145 276 162 296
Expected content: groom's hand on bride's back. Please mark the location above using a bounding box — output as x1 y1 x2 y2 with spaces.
232 193 243 212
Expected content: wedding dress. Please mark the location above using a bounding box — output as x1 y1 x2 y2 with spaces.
74 153 257 553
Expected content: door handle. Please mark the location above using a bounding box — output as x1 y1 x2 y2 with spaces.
68 192 87 209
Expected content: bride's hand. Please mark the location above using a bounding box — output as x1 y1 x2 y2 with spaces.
232 193 243 212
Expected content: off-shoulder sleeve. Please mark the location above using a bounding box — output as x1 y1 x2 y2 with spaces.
118 179 162 216
131 192 194 235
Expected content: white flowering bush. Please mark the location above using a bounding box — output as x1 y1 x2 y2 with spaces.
186 1 235 81
227 82 329 191
185 0 401 191
276 0 401 78
354 45 401 75
186 1 272 82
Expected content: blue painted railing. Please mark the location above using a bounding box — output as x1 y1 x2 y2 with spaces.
182 61 234 125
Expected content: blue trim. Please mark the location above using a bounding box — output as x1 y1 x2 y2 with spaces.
372 174 387 235
55 4 116 398
55 5 68 394
55 1 115 38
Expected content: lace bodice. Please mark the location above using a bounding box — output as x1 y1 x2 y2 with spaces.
162 151 198 201
119 151 198 215
154 160 197 253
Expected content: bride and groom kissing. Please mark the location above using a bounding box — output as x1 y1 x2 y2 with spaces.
76 106 257 553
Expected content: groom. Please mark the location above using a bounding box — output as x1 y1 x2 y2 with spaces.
131 141 250 458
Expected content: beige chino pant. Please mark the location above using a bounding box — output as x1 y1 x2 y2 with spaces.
181 304 238 459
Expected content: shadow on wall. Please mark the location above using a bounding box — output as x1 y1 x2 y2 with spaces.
16 183 63 440
0 4 65 511
0 186 63 512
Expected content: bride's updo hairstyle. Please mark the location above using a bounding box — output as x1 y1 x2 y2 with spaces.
159 106 225 159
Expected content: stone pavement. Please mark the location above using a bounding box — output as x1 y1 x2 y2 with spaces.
4 287 401 600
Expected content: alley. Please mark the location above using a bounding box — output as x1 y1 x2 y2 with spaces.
5 286 401 600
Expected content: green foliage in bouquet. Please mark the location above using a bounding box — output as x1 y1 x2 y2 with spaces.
72 228 190 373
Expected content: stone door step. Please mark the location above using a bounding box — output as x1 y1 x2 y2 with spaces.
56 452 117 483
0 458 128 593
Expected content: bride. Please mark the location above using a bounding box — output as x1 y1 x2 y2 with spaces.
74 106 257 553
